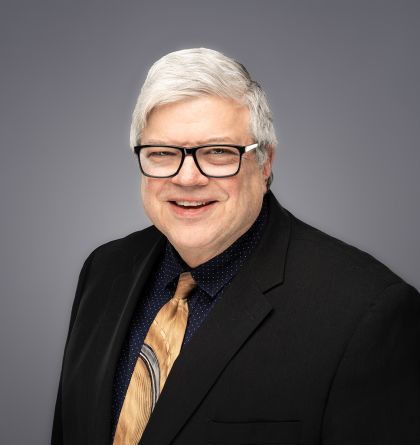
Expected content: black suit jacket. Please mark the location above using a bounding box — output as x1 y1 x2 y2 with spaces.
52 192 420 444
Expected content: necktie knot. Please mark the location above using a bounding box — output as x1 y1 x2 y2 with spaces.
174 271 196 301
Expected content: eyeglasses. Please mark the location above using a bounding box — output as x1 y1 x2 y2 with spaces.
134 143 258 178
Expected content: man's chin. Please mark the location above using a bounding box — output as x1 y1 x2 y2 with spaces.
170 237 214 252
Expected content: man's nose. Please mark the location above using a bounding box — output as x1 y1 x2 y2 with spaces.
171 155 209 186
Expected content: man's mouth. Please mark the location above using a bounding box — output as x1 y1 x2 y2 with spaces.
171 201 214 209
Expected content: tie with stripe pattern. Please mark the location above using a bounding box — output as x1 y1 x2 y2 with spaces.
113 272 196 444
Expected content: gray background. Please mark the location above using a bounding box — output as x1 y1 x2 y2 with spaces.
1 0 419 443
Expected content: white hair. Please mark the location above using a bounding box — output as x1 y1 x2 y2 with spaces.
130 48 277 185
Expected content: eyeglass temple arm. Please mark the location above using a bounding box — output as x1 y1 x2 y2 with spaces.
245 143 258 152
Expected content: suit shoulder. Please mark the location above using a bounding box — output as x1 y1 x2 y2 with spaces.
85 225 163 267
287 212 406 294
276 212 420 331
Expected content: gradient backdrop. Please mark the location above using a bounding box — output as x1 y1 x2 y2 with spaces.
1 1 419 443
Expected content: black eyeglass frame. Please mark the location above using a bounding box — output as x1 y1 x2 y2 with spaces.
133 143 259 178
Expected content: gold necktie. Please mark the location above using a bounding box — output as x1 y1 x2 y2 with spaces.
113 272 196 445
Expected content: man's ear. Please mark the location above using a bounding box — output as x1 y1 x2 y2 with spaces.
262 145 275 184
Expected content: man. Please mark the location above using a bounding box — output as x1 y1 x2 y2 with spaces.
52 48 420 444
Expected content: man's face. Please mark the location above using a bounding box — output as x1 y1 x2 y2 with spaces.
140 95 272 267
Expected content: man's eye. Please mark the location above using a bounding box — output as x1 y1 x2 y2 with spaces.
204 147 238 156
148 150 176 157
210 148 227 155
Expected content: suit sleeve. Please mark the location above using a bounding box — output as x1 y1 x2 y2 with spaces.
322 281 420 444
51 250 97 445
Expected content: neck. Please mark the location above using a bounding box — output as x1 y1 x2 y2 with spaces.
171 222 255 268
175 245 227 268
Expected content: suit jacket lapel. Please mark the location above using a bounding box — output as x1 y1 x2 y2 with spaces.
88 232 166 443
140 193 291 445
140 271 272 445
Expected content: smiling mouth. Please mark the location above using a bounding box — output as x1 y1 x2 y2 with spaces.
171 201 215 209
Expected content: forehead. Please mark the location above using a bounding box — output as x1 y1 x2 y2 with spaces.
142 96 252 146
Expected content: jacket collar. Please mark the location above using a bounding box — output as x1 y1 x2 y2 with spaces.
250 190 291 292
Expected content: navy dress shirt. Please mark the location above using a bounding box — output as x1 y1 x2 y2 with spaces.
111 196 269 431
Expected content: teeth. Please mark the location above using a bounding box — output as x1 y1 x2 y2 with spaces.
175 201 209 207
